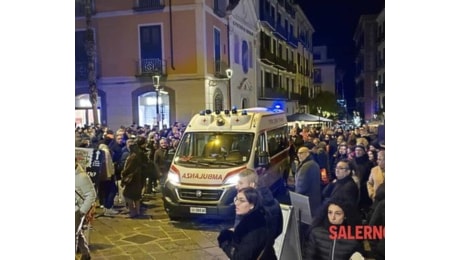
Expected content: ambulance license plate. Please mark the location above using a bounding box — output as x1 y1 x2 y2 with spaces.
190 207 206 214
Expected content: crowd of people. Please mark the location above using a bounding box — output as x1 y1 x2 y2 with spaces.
75 121 385 260
289 124 385 260
75 122 186 259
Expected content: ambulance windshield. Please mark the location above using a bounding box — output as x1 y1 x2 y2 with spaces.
174 132 254 167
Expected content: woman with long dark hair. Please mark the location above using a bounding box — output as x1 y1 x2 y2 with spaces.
304 197 364 260
218 187 277 260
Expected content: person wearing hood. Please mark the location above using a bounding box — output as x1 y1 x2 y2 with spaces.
305 197 364 260
218 187 277 260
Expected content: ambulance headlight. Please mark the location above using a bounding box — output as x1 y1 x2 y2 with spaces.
224 174 240 185
167 171 180 185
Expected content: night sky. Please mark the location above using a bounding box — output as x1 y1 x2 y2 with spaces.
299 0 385 110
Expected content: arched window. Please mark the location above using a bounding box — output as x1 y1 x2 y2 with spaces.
138 90 170 129
75 94 101 127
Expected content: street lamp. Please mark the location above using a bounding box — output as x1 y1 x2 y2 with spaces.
375 80 379 114
152 75 161 129
317 106 322 125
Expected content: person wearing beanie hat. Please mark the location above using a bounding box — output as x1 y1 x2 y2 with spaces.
304 197 364 260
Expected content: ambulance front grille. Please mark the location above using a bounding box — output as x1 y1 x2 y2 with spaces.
178 188 223 201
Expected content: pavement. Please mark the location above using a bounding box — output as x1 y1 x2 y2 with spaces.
77 192 234 260
76 187 378 260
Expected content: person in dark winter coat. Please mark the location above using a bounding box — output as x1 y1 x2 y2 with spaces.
367 182 385 260
295 146 322 217
315 142 331 189
121 143 144 218
305 197 364 260
369 199 385 260
218 187 277 260
322 159 359 207
350 144 374 216
233 169 283 243
154 137 170 187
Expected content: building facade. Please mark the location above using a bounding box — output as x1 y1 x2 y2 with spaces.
312 45 336 95
75 0 314 129
375 8 385 116
252 0 315 114
353 10 385 121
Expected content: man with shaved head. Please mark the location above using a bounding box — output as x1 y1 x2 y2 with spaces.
294 146 322 217
294 146 322 259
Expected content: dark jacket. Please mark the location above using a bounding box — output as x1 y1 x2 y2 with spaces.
322 175 359 207
258 187 283 242
121 145 143 200
305 223 363 260
369 200 385 260
295 154 322 217
350 155 374 209
218 209 276 260
368 183 385 260
154 147 169 176
233 187 283 246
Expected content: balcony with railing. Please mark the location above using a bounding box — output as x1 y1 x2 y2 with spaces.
262 87 289 99
135 58 167 77
274 58 288 71
274 23 288 40
260 48 276 65
133 0 165 11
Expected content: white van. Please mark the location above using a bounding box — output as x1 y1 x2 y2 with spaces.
162 107 290 220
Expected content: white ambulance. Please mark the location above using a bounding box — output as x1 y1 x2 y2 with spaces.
162 107 290 220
